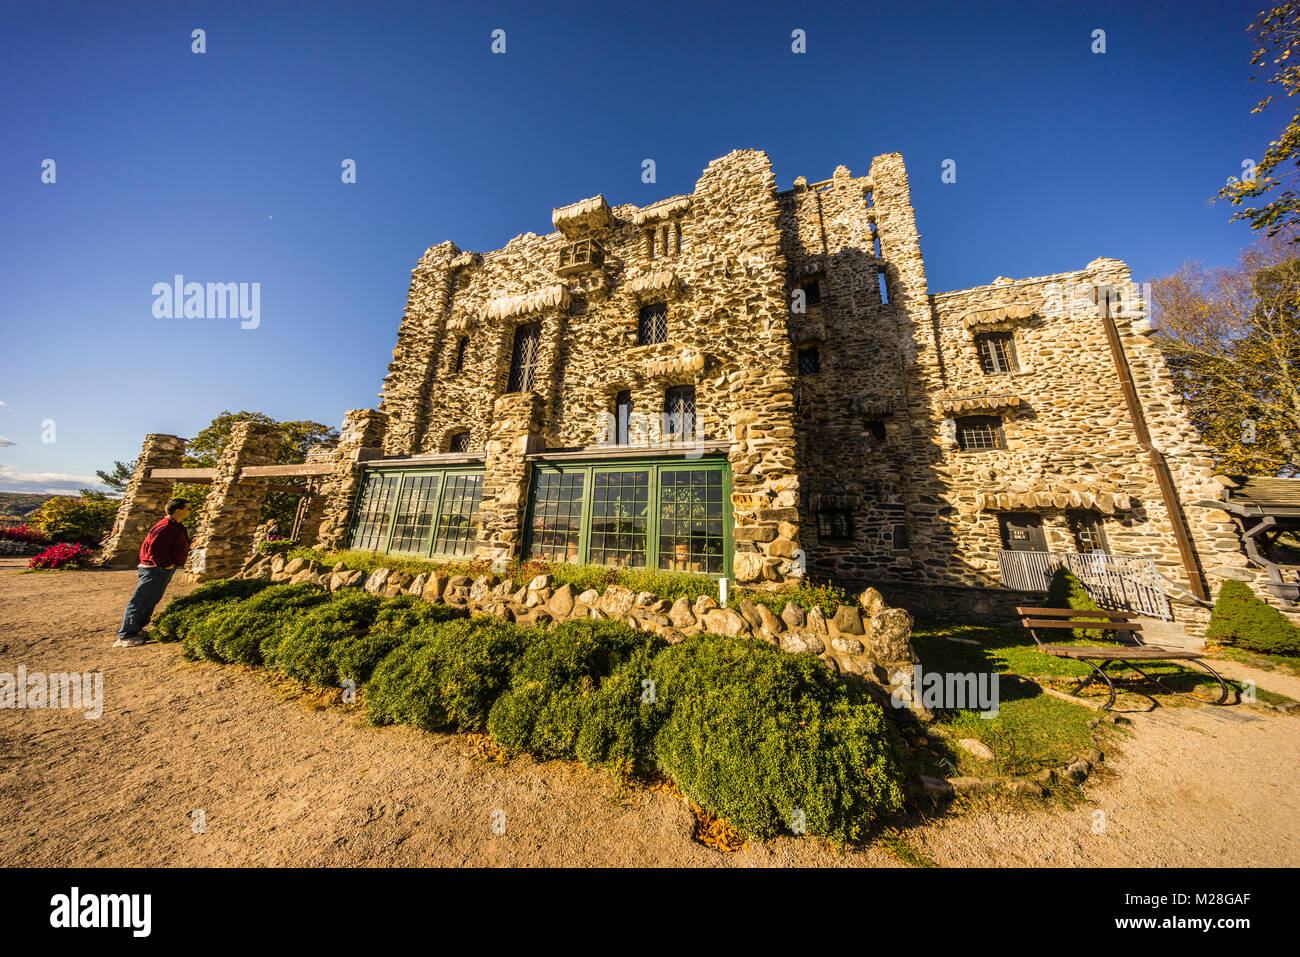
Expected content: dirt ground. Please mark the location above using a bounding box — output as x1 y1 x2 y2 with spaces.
1 558 1297 867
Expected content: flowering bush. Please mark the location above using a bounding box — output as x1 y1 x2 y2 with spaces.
28 542 93 570
0 525 49 544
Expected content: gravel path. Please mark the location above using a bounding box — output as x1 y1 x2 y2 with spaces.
2 559 1296 867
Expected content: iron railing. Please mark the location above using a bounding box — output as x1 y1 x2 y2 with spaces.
996 549 1172 620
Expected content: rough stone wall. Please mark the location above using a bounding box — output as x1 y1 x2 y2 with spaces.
312 409 389 551
97 433 186 567
183 421 280 581
376 149 801 580
477 392 546 563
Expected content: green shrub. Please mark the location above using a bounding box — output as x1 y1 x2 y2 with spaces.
574 641 667 776
366 616 532 731
32 495 120 546
270 590 382 686
1206 579 1300 656
649 633 905 844
332 594 466 683
1046 567 1109 639
211 583 333 665
154 577 272 641
487 619 663 764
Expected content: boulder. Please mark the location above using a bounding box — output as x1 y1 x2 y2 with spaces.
831 604 865 636
597 584 637 619
866 608 915 664
288 569 316 586
407 573 428 597
703 608 749 637
781 602 806 630
693 595 718 618
528 574 553 591
659 627 688 645
806 606 829 635
284 557 309 576
831 636 865 655
736 598 763 629
857 587 886 616
363 567 391 594
958 738 996 762
635 591 658 607
668 597 696 630
546 583 576 618
448 575 473 588
576 589 600 606
271 555 287 574
425 573 449 600
756 604 785 636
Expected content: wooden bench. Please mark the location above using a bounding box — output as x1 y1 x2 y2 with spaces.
1017 607 1230 710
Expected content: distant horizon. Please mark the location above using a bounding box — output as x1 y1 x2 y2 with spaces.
0 0 1273 494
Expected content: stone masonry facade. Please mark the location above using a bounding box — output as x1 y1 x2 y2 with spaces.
101 148 1290 628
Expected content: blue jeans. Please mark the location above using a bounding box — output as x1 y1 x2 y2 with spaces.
118 566 176 639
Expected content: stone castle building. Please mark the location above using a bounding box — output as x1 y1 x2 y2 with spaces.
100 148 1294 631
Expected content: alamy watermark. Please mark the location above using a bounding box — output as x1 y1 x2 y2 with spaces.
891 665 999 717
152 275 260 329
0 666 102 719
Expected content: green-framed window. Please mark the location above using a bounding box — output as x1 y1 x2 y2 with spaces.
524 458 732 576
348 467 484 558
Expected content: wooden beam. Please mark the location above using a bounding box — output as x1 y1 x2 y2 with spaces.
239 463 336 478
150 468 217 481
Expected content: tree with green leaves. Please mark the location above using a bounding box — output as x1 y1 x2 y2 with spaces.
80 459 135 498
178 411 339 535
1149 231 1300 477
1217 4 1300 235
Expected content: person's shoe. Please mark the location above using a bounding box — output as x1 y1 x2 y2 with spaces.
113 636 147 648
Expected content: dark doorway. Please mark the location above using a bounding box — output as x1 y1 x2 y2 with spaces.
999 512 1046 551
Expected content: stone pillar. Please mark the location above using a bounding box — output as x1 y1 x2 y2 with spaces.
97 433 186 567
183 422 281 581
476 392 546 564
313 409 389 551
377 242 461 456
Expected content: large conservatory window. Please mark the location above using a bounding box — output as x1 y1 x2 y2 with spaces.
526 471 586 561
350 473 400 551
389 474 440 554
657 467 725 574
588 470 650 567
431 473 484 556
348 468 483 558
523 460 732 576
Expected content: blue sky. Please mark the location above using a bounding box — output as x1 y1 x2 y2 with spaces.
0 0 1274 493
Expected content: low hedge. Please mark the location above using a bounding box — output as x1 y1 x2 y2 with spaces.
1206 579 1300 657
487 619 666 769
154 577 273 641
366 616 532 732
268 590 383 686
650 633 905 844
155 581 908 843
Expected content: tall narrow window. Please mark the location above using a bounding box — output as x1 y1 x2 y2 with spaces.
638 303 667 345
664 385 696 440
614 391 633 446
1068 511 1108 553
448 431 470 453
800 279 822 306
453 337 469 373
975 332 1018 374
877 267 890 304
507 322 540 393
797 346 820 374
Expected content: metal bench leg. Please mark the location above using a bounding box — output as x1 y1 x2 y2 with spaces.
1124 659 1231 706
1069 659 1117 711
1187 658 1231 706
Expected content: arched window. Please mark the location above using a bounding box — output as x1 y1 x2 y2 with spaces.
664 385 695 440
448 431 470 453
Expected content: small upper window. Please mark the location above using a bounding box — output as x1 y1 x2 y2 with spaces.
891 523 909 549
448 431 470 453
817 508 853 541
638 303 668 346
864 420 887 443
453 337 469 373
975 333 1019 374
1069 510 1108 553
956 415 1005 452
800 279 822 307
797 346 820 375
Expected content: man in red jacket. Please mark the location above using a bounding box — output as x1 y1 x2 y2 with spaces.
114 498 192 647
